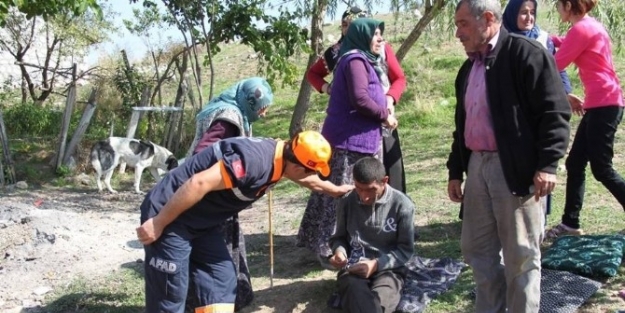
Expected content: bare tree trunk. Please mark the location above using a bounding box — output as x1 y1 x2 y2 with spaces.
17 57 38 104
185 75 197 111
20 77 27 104
288 0 329 137
185 22 204 106
200 15 215 103
165 51 189 153
120 49 136 112
149 45 197 106
151 50 163 106
395 0 448 62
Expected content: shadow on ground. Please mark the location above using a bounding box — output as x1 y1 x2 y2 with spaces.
239 279 341 313
414 220 462 259
244 233 332 279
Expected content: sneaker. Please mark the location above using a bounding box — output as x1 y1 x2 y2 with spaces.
545 223 583 239
317 254 337 271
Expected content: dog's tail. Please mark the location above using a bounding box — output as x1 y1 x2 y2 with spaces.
90 140 115 173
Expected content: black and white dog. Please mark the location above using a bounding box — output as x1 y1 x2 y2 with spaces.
90 137 178 194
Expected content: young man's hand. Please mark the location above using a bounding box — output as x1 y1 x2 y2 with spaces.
329 251 348 269
347 259 378 278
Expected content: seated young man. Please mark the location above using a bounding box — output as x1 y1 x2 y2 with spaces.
329 157 415 313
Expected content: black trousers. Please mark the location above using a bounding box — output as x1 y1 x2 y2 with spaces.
383 128 406 193
562 106 625 229
337 269 405 313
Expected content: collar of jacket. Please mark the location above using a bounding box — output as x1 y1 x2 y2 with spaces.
481 27 508 67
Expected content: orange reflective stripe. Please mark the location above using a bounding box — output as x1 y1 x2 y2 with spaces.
218 160 233 189
271 140 285 183
194 303 235 313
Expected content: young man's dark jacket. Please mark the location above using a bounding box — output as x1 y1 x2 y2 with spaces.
446 27 571 197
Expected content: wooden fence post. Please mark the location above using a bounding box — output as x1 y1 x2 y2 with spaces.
0 110 16 185
62 87 98 166
55 64 77 172
118 109 141 174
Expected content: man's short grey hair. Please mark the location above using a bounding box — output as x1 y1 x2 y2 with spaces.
456 0 502 21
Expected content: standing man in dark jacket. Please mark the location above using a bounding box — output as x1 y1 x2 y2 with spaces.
446 0 571 312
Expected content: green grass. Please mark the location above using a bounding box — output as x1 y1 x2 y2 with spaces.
7 6 625 313
44 269 144 313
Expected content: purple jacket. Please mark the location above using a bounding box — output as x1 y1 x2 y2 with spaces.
321 52 387 154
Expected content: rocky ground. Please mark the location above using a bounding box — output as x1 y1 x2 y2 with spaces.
0 182 145 312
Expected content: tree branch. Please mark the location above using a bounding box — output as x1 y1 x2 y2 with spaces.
14 61 75 74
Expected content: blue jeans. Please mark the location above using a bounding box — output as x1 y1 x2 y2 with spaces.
562 106 625 229
144 222 236 313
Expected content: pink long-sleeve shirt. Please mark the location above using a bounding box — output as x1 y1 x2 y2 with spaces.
553 16 623 109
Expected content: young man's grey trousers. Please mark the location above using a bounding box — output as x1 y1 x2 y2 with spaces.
337 269 404 313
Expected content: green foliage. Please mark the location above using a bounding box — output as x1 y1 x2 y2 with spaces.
133 0 310 87
123 4 163 37
0 80 21 106
0 3 115 105
46 4 116 58
0 0 102 27
111 61 151 117
3 103 64 137
55 164 72 177
250 11 311 86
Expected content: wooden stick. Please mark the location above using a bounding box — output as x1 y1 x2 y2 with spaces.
268 189 274 288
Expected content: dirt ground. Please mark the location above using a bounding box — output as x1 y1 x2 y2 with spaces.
0 176 330 313
0 185 147 312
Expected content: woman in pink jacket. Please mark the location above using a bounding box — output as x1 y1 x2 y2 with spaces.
546 0 625 238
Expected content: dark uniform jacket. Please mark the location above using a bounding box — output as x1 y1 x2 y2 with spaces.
140 137 284 229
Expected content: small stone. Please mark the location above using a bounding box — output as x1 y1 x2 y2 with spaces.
33 286 52 296
15 181 28 189
136 258 143 264
5 306 23 313
73 173 91 186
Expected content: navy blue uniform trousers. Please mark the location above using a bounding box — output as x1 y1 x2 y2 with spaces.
144 221 236 313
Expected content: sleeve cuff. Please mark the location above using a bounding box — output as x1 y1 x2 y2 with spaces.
376 255 390 270
335 246 347 258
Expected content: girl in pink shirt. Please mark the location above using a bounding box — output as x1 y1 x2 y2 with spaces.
546 0 625 239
